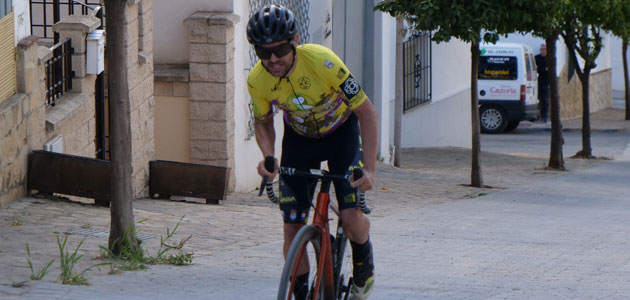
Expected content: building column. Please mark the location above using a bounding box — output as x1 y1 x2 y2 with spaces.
52 15 100 95
184 12 239 191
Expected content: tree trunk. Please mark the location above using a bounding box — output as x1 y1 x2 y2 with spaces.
394 18 403 167
546 34 565 170
105 0 139 254
623 37 630 120
470 42 483 188
576 68 593 158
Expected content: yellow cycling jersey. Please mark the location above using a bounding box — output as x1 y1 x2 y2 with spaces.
248 43 367 138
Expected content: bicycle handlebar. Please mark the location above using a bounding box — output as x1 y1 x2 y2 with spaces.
259 166 372 215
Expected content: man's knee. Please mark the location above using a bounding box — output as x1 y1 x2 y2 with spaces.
340 208 370 243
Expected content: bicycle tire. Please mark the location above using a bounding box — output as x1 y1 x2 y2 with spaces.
278 225 330 300
333 224 353 300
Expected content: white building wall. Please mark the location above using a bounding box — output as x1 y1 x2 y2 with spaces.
368 10 395 164
153 0 232 65
13 0 30 44
396 38 472 148
610 36 625 92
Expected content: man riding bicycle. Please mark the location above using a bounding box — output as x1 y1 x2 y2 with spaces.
247 5 379 300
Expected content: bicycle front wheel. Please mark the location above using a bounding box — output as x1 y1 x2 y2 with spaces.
278 225 329 300
334 226 353 300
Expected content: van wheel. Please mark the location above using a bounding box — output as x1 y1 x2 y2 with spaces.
504 121 520 132
480 106 507 134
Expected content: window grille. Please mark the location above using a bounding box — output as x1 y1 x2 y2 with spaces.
29 0 104 44
403 31 432 112
44 38 73 107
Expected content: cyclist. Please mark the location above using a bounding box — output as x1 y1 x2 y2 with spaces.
247 4 378 300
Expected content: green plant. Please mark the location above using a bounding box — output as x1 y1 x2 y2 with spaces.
99 224 147 273
101 216 194 273
57 235 109 285
25 242 55 280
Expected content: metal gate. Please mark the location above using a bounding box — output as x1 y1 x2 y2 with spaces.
245 0 311 140
403 31 432 112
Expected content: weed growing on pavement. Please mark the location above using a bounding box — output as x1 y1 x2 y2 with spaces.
25 242 55 280
57 235 109 285
100 216 193 274
99 224 146 273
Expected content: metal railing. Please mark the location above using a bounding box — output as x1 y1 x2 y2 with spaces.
403 31 432 112
29 0 104 44
45 38 73 107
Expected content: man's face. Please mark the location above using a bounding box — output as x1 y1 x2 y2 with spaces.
257 40 295 77
540 45 547 57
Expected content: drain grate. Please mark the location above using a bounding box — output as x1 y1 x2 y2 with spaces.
65 228 155 241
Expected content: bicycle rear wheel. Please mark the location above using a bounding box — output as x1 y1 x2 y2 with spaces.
333 224 354 300
278 225 328 300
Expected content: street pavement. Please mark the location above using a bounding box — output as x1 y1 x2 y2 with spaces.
1 107 629 299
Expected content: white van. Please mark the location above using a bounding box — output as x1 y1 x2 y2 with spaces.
478 43 539 133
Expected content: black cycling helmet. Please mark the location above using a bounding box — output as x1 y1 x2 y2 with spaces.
247 4 297 45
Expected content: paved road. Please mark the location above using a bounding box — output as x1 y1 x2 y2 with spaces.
9 140 630 299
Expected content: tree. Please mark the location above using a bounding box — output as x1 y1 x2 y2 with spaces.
606 0 630 120
560 0 614 158
375 1 520 187
512 0 568 170
104 0 139 254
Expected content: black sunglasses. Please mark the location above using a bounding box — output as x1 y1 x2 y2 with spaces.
255 42 293 60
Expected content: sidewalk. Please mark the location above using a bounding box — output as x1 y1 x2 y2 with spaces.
519 107 630 133
1 107 629 299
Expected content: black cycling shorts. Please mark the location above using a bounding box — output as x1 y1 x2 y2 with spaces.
278 113 363 224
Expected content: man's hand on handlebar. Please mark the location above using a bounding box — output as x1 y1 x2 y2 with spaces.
258 157 279 181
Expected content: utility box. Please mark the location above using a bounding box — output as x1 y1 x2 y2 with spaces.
86 29 105 75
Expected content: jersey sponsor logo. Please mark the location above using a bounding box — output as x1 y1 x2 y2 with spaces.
292 96 313 110
298 76 311 90
325 60 334 68
290 209 297 221
337 68 347 79
340 74 361 100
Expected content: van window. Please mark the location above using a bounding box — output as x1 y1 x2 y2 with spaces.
478 56 517 80
524 53 533 81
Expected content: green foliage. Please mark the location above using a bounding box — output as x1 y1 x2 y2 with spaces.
100 216 193 274
25 243 55 281
375 0 525 44
57 235 109 285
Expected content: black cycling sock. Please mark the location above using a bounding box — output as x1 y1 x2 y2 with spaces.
293 273 309 300
351 238 372 264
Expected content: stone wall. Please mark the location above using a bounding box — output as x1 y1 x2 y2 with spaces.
128 0 155 198
184 12 239 191
0 36 46 206
557 66 612 119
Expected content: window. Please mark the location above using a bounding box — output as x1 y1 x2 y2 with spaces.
478 56 518 80
0 0 11 18
403 31 432 112
0 1 15 104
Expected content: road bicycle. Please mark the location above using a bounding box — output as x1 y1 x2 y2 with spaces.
259 157 371 300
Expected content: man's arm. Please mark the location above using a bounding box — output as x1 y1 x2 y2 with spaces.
352 99 379 192
254 118 279 179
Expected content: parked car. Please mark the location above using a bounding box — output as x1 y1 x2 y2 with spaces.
478 43 539 133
